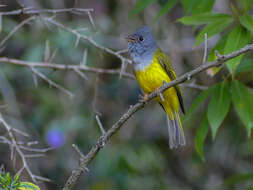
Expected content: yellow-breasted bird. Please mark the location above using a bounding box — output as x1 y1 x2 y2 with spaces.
125 26 185 149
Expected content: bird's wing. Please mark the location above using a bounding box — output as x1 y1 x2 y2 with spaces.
157 49 185 114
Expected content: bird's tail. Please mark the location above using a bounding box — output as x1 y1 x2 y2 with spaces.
167 111 185 149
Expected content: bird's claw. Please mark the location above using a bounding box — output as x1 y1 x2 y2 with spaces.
139 93 148 103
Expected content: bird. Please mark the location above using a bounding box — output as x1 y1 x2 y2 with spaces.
125 26 185 149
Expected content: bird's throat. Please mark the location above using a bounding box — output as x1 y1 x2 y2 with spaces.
133 51 154 71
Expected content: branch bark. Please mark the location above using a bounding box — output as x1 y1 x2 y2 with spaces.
62 44 253 190
0 57 134 79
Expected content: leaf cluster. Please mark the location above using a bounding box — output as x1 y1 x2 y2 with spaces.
0 173 20 190
0 172 40 190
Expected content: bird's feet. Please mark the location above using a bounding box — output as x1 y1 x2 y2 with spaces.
155 87 165 101
155 87 160 94
139 93 148 103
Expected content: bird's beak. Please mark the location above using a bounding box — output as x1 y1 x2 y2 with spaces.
125 35 137 43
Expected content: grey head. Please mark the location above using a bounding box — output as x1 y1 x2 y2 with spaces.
125 26 158 67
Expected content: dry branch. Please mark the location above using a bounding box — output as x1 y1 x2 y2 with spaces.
0 113 52 183
0 57 134 79
0 7 132 66
30 67 74 98
0 7 93 16
62 43 253 190
0 16 36 47
44 18 132 65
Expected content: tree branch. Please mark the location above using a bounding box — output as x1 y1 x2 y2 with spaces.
0 57 134 79
62 43 253 190
0 7 93 16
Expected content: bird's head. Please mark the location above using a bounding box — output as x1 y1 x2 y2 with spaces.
125 26 158 64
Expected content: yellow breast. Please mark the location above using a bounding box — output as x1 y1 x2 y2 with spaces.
134 58 171 94
134 53 179 113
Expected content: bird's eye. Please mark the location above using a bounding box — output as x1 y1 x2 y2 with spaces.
139 36 144 42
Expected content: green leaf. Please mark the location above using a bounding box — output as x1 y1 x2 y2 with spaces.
19 182 40 190
180 0 215 15
224 26 252 73
182 87 212 122
232 80 253 137
178 13 232 25
5 173 10 186
239 14 253 33
129 0 155 16
195 17 233 46
194 114 209 161
154 0 178 21
207 81 231 139
224 173 253 186
235 58 253 74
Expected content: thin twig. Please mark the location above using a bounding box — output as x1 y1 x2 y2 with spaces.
0 136 11 144
30 67 74 98
25 154 45 158
32 69 38 88
0 14 2 33
19 145 54 153
87 11 95 29
120 60 127 79
11 128 29 137
92 75 100 115
116 49 128 54
74 34 80 48
27 141 39 146
73 68 88 80
33 175 51 182
95 115 105 134
202 33 208 64
72 144 85 159
44 40 50 62
15 166 25 177
49 48 58 63
80 48 88 67
0 16 36 47
62 43 253 190
72 144 89 172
